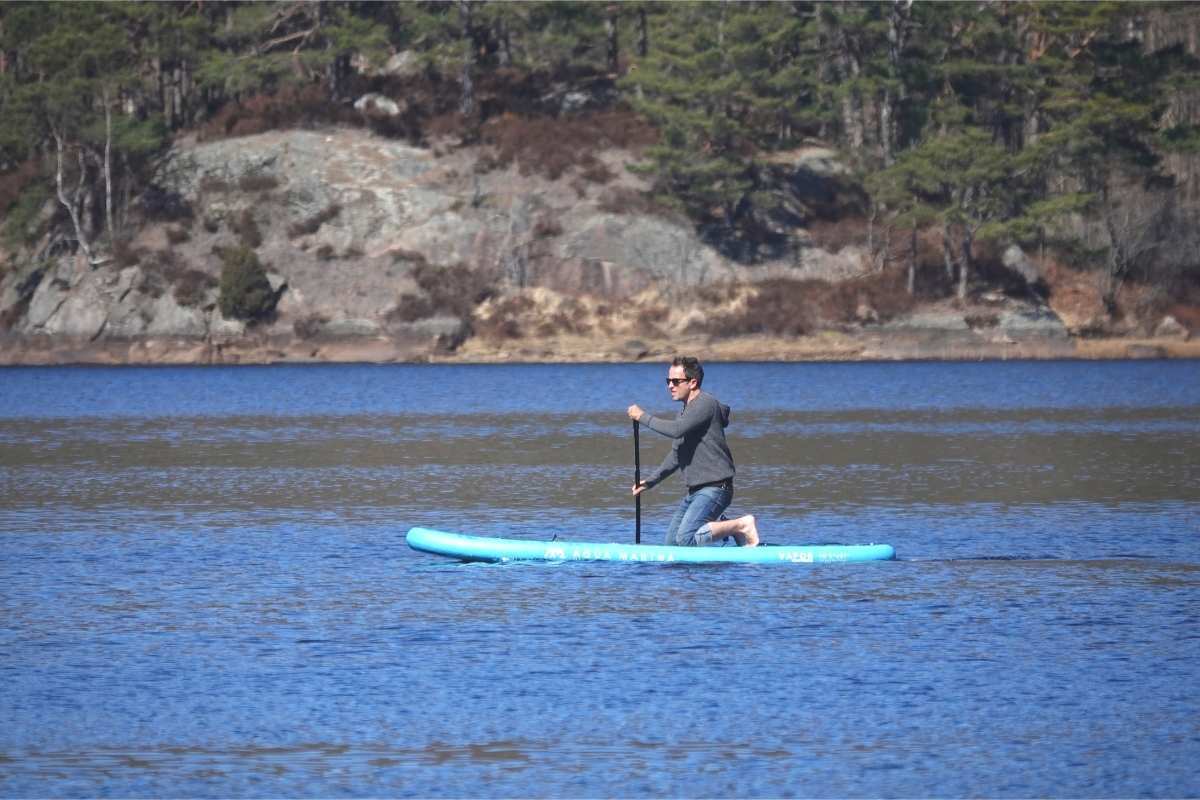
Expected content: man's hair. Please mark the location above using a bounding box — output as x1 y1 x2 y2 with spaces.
672 355 704 387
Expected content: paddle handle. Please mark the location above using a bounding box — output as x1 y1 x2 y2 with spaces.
632 419 641 544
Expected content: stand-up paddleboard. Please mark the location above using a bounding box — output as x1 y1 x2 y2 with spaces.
406 527 895 565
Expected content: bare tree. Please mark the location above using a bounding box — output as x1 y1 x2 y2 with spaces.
1099 182 1170 312
52 130 95 266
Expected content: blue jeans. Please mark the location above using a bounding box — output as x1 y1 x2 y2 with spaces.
665 484 733 547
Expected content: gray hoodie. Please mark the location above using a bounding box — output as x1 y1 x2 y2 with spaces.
640 390 735 490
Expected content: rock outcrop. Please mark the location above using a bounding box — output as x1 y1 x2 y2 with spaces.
1 125 1144 365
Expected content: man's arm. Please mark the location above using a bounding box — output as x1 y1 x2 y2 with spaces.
639 439 679 490
641 394 714 439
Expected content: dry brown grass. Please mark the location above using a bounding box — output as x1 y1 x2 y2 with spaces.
479 111 656 182
695 270 917 338
807 217 869 253
391 262 500 324
199 85 361 141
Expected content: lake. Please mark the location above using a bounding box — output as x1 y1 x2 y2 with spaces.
1 360 1198 798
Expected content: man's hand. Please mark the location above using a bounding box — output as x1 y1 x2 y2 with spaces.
631 481 648 497
627 404 644 421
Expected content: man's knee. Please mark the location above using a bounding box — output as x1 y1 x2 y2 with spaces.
678 521 717 547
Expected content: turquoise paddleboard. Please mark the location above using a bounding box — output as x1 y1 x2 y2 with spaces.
406 527 895 565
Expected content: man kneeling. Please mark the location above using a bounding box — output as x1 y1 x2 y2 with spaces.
627 356 759 547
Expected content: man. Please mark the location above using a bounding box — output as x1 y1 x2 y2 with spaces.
627 356 759 547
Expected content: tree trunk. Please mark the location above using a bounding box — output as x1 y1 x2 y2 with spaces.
180 57 192 126
836 28 866 152
458 0 475 118
606 4 619 74
908 226 917 295
941 224 956 286
173 64 184 128
496 14 512 67
53 132 94 265
880 0 912 165
958 230 972 300
103 88 115 248
1102 205 1129 312
637 6 648 57
637 7 648 57
156 56 172 129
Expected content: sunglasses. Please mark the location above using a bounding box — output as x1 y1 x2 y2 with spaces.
666 378 692 386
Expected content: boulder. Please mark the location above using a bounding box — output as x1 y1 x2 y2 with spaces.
996 307 1069 340
397 315 463 340
1002 244 1041 285
882 310 971 332
144 293 208 338
210 312 246 342
768 146 851 178
318 318 382 338
49 282 109 339
353 93 403 119
1154 315 1190 340
560 213 733 289
20 261 72 333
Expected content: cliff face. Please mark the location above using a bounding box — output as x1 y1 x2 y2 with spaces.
0 127 876 364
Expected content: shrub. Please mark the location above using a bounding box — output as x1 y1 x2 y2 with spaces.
532 216 563 238
287 204 342 238
165 225 191 245
697 271 917 338
0 159 40 216
139 185 194 222
238 173 279 193
218 245 277 322
392 262 498 323
198 176 233 194
233 208 263 249
199 84 361 142
579 160 615 185
389 294 434 323
478 111 656 182
112 237 145 269
1 180 53 248
807 217 869 253
293 313 329 339
174 269 218 308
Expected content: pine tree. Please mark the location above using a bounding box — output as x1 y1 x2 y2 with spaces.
1022 1 1177 308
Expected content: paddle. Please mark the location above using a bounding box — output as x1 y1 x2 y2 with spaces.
632 418 642 544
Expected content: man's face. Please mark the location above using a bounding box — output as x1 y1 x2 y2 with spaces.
667 365 695 401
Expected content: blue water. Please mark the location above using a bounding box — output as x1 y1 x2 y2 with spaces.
1 361 1198 797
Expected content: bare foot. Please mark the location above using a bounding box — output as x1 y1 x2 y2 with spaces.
739 515 758 546
732 515 759 547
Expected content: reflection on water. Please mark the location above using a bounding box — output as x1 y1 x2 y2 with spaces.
1 361 1198 798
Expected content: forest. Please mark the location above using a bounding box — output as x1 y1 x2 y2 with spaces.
2 1 1199 325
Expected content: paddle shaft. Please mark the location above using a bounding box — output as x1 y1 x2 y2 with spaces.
632 419 641 544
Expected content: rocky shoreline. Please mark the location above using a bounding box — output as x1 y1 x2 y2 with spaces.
2 329 1195 367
